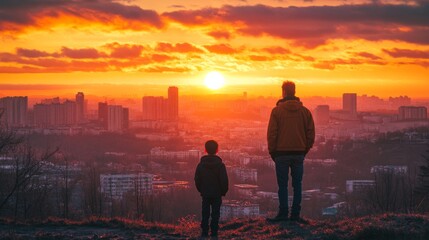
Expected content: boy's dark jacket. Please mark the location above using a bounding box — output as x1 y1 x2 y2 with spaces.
194 154 229 197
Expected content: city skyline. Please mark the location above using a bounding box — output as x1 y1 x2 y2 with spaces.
1 1 429 98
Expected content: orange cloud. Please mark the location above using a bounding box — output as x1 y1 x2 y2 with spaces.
312 62 335 70
0 43 180 73
143 66 191 73
105 43 146 59
248 55 271 61
261 46 291 55
204 44 240 54
155 42 204 53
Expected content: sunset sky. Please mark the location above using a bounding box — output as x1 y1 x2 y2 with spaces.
1 0 429 98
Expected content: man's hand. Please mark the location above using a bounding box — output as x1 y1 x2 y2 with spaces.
304 148 310 156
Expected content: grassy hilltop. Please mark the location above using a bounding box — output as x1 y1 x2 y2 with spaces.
1 213 428 239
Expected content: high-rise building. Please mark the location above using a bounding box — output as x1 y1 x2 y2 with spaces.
315 105 330 125
142 87 179 121
98 102 108 129
142 96 168 120
398 106 427 121
123 107 129 129
75 92 85 123
33 100 77 127
168 86 179 120
63 100 77 125
343 93 357 117
98 103 129 132
0 96 28 127
107 105 124 132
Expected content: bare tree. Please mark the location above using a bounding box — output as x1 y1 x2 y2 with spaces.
415 146 429 212
0 143 58 216
82 163 103 217
367 171 413 213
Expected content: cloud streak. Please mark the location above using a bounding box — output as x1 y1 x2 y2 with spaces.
165 4 429 47
0 0 163 33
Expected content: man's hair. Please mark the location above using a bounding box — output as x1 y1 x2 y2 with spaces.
282 81 296 96
205 140 218 154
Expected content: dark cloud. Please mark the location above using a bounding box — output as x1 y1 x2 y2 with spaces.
61 47 106 59
165 4 429 47
383 48 429 59
355 52 382 60
0 0 163 32
16 48 56 58
169 5 186 9
0 42 179 72
207 30 232 40
312 57 387 70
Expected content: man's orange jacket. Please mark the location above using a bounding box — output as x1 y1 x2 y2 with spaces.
267 100 315 154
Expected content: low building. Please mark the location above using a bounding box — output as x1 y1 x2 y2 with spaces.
220 200 260 221
153 180 189 194
100 173 153 199
346 180 375 193
305 159 337 166
232 167 257 183
150 147 201 161
370 165 408 175
398 106 427 121
234 184 258 197
256 191 278 199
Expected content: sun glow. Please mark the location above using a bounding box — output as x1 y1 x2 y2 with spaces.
204 71 225 90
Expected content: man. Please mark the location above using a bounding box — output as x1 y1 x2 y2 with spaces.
267 81 315 222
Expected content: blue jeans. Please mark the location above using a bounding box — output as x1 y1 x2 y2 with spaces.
274 154 304 217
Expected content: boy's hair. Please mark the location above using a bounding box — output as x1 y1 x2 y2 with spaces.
282 81 296 96
205 140 218 154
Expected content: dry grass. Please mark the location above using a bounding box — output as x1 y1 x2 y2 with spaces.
0 213 428 239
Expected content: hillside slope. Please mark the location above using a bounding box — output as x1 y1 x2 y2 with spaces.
0 213 428 239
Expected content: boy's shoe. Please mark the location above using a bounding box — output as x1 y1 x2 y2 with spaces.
201 231 209 238
266 213 289 222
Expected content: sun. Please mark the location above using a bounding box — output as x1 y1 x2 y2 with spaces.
204 71 225 90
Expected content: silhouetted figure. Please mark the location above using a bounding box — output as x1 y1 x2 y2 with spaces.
194 140 229 238
267 81 315 222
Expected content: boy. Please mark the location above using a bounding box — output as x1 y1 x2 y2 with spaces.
194 140 229 238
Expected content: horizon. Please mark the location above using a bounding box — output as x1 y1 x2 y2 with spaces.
1 83 429 100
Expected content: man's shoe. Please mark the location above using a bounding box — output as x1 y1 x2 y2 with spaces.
266 213 289 222
201 231 209 238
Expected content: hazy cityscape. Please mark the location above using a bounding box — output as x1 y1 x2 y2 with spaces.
1 87 428 223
